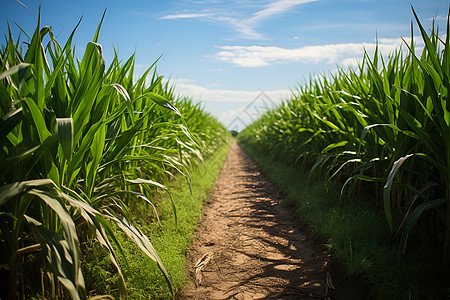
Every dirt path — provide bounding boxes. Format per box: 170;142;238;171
177;141;366;299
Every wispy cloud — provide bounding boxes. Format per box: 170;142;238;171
159;0;318;40
251;0;318;23
159;13;214;20
214;37;416;67
239;0;319;39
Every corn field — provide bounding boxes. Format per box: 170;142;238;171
238;7;450;270
0;9;228;299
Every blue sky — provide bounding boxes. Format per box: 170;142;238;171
1;0;448;130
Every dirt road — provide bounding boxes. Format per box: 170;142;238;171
177;141;366;299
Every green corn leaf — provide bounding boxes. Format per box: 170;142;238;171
86;123;106;197
383;153;416;233
110;83;131;102
93;9;106;43
62;193;127;297
67;121;102;185
0;135;57;177
94;214;129;269
23;97;51;142
108;213;173;295
72;42;105;144
322;140;348;153
0;179;55;207
358;123;391;153
135;56;162;91
105;115;147;161
411;6;442;76
94;190;161;225
24;215;86;300
146;92;181;116
329;158;362;181
340;174;386;202
43;17;81;100
56;118;73;162
25;187;86;299
125;178;167;190
0;62;30;81
0;107;23;142
398;197;447;253
126;178;174;226
93;218;127;299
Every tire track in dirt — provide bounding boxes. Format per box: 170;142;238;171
177;140;366;299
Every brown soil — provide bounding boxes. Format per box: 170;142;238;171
176;141;369;300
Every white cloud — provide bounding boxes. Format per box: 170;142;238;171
251;0;318;23
158;13;214;20
159;0;318;40
237;0;318;39
214;37;414;67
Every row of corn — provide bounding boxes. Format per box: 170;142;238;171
238;8;450;270
0;10;229;299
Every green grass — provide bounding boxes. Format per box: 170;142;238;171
83;138;232;299
240;144;447;299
